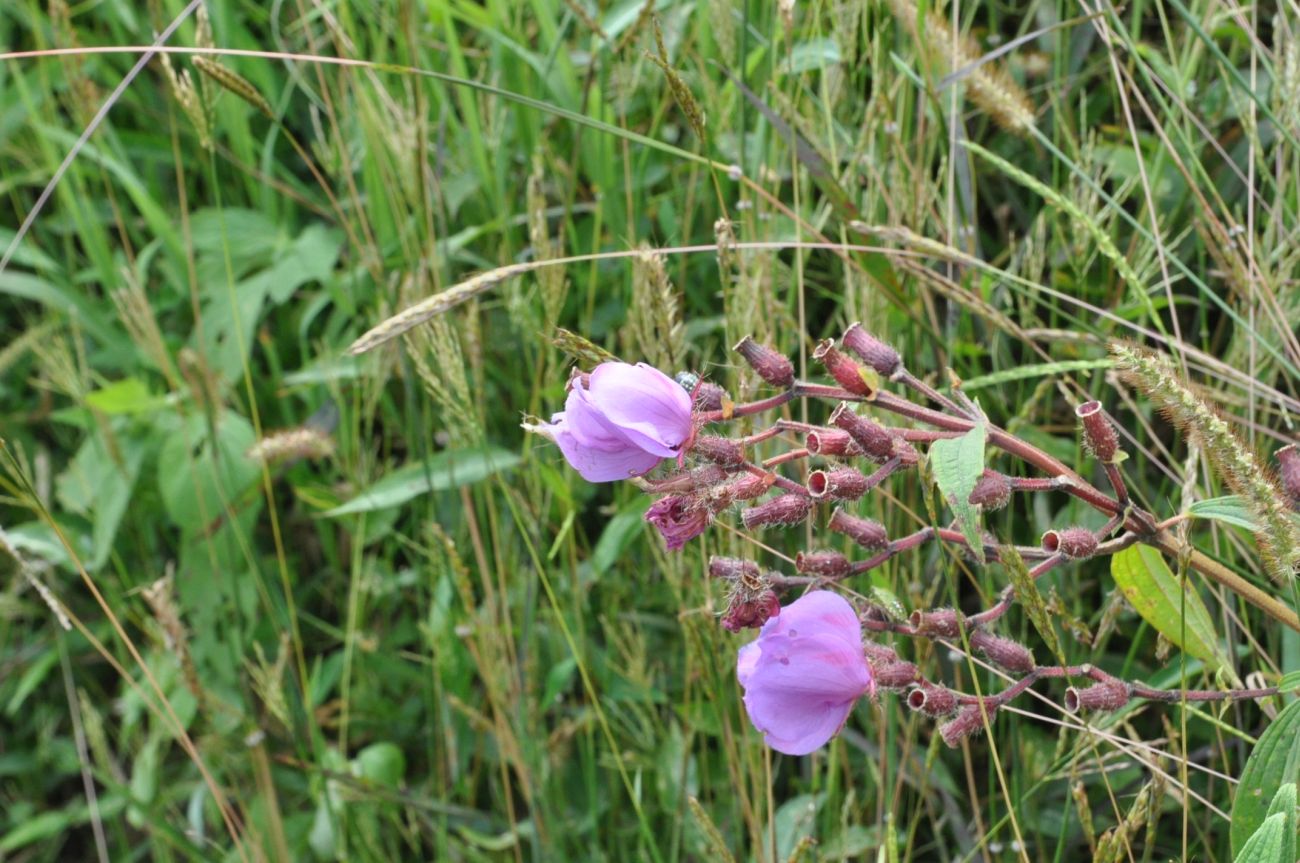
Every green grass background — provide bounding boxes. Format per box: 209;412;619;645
2;0;1299;860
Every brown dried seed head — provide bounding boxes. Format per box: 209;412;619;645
842;322;902;377
741;494;814;530
827;508;889;550
733;336;794;388
721;589;780;631
813;339;875;397
1042;527;1098;559
1064;681;1130;713
1077;401;1121;463
795;550;851;578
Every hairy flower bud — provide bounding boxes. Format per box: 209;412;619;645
795;550;851;578
1077;400;1121;463
693;381;729;412
842;323;902;377
827;508;889;550
907;684;959;717
709;556;761;580
741;494;814;530
733;336;794;388
691;435;745;467
871;660;920;689
830;403;895;462
910;608;963;638
969;630;1035;675
1042;527;1098;559
644;495;714;551
722;589;781;631
1064;681;1130;713
968;470;1013;510
808;467;871;501
813;339;875;396
1277;443;1300;509
939;704;996;748
805;428;864;457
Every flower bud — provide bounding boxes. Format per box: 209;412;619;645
813;339;875;397
805;428;864;457
693;381;729;412
1064;681;1130;713
1076;400;1121;463
910;608;963;638
808;467;871;501
830;403;895;462
871;660;920;689
968;470;1013;510
842;323;902;377
795;550;851;578
939;704;996;748
733;336;794;388
969;630;1035;675
691;435;745;467
827;508;889;550
741;494;814;530
1276;443;1300;508
709;556;760;580
645;495;714;551
721;589;781;631
1041;527;1098;559
907;684;959;717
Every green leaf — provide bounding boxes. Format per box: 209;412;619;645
590;496;654;576
325;447;520;516
927;420;987;563
157;412;260;531
83;378;166;415
1235;813;1287;863
1002;544;1065;664
1110;545;1227;670
354;742;406;788
1264;782;1297;863
957;359;1114;391
1231;699;1300;856
1187;496;1260;531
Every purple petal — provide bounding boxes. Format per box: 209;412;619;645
756;590;862;645
586;363;693;456
737;641;760;688
547;417;664;482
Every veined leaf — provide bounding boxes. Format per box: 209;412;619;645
325;448;520;516
1110;545;1227;670
1187;496;1260;531
928;420;988;563
1232;701;1300;857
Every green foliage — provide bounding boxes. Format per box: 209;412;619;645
1232;706;1300;857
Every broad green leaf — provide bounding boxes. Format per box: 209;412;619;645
83;378;166;415
157;412;260;531
1002;544;1064;664
325;447;520;516
1110;545;1227;670
591;496;654;576
1264;782;1297;863
928;420;988;563
1279;671;1300;693
1235;813;1287;863
1187;496;1259;530
1231;699;1300;855
54;429;147;570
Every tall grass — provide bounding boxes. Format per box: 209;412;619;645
0;0;1296;860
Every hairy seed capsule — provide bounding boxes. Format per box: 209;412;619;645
872;660;920;689
829;403;895;462
709;557;760;580
827;508;889;550
795;550;851;578
910;609;963;638
1077;400;1121;463
842;322;902;377
939;704;996;748
808;467;871;501
813;339;875;396
733;336;794;388
907;684;959;717
1064;681;1130;713
741;494;814;530
805;428;864;457
690;435;744;467
721;589;781;631
1277;443;1300;509
968;470;1013;510
1042;527;1098;559
693;381;729;412
969;630;1035;674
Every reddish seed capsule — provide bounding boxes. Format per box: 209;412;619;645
795;550;851;578
829;402;895;463
910;609;963;638
968;470;1013;510
939;704;996;748
805;428;864;457
842;322;902;377
709;557;761;580
827;507;889;550
741;494;814;530
813;339;875;397
1064;681;1130;713
1077;400;1121;463
808;467;871;501
907;684;959;717
721;589;781;631
871;660;920;689
710;472;774;507
733;336;795;388
969;630;1035;675
690;435;745;467
1276;443;1300;509
1042;527;1098;559
862;641;899;664
692;381;729;412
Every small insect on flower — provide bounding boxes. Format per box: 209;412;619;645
526;362;694;482
736;591;874;755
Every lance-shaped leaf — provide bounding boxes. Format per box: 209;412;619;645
928;420;988;563
1110;545;1228;671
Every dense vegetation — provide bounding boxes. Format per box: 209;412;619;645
3;0;1299;860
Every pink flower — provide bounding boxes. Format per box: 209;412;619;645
645;495;713;550
537;362;693;482
736;591;874;755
